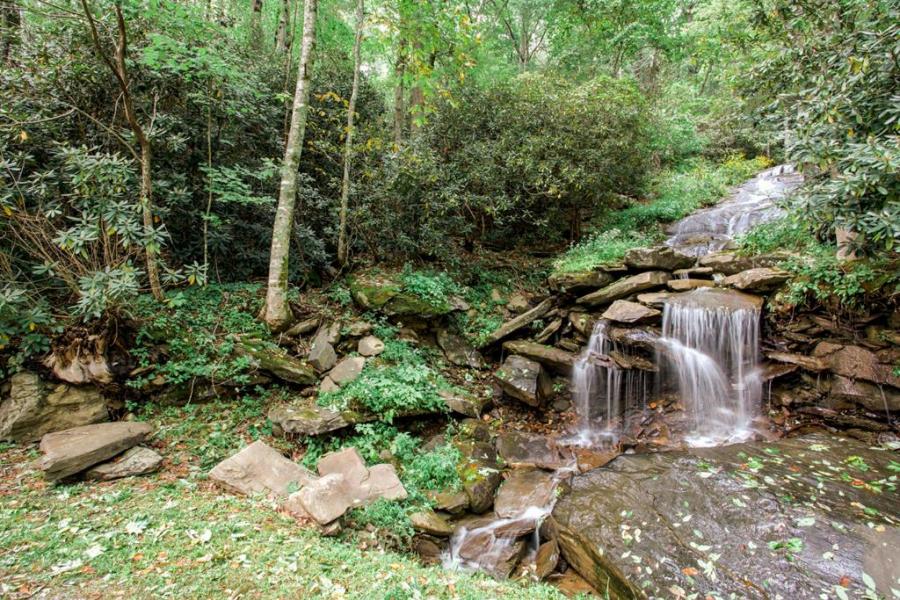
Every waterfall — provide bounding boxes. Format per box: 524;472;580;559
571;321;650;444
658;289;762;446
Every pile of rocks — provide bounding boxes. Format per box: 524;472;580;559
209;442;406;529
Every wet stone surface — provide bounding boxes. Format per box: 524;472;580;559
553;434;900;599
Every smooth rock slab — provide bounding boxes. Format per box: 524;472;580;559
501;340;575;375
85;446;163;481
600;300;661;324
209;440;317;497
496;431;571;470
624;246;694;270
721;266;789;291
494;469;561;519
39;421;152;481
553;434;900;599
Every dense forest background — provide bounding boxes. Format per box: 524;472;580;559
0;0;897;367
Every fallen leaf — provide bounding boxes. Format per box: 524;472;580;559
682;567;698;577
839;576;851;588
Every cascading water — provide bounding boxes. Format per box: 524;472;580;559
571;321;651;444
657;288;763;445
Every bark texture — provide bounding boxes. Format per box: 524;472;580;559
336;0;364;266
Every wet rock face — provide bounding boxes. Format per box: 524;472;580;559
553;435;900;599
0;371;108;442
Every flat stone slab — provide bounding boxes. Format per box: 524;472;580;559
501;340;575;375
722;266;790;291
328;356;365;385
209;440;317;497
494;469;561;519
85;446;163;481
624;246;694;270
496;431;572;470
600;300;661;324
39;421;153;481
576;271;670;307
268;400;363;436
553;434;900;599
667;278;715;291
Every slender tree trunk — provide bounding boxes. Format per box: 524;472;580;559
250;0;263;48
203;80;214;278
275;0;290;53
261;0;317;330
393;40;407;148
81;0;163;300
336;0;363;267
1;0;21;63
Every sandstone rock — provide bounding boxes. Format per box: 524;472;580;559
825;344;900;388
294;473;351;525
463;466;502;513
721;267;789;291
268;400;358;436
551;569;600;596
85;446;163;481
357;335;384;357
478;298;555;348
316;447;406;504
439;389;490;418
698;251;792;275
328;356;365;385
39;421;153;481
534;318;563;344
547;271;613;293
829;375;900;413
635;291;675;308
667;278;715;291
410;511;453;537
317;447;368;483
553;435;900;598
455;531;526;579
576;271;670;307
600;300;661;324
607;326;660;351
427;489;470;514
765;352;828;372
436;329;485;369
507;293;531;313
43;335;113;384
413;535;445;565
534;538;560;580
672;266;714;278
623;246;693;270
307;330;337;372
501;340;575;375
237;339;317;384
567;312;594;337
319;376;339;393
494;355;552;407
494;469;560;519
0;372;107;442
209;440;317;497
346;320;372;337
285;317;319;337
362;463;407;501
496;431;570;470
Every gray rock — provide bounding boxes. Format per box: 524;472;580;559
307;330;337;372
478;298;555;348
410;511;454;537
268;400;357;436
553;434;900;598
357;335;384;357
346;320;372;337
722;267;790;291
209;440;317;497
285;317;319;337
85;446;163;481
828;375;900;413
547;271;614;293
501;340;575;376
576;271;670;307
600;300;661;324
507;293;531;313
667;278;715;291
328;356;366;386
635;291;675;308
496;431;571;470
494;355;552;407
39;421;153;481
0;371;107;442
236;339;317;384
823;344;900;388
623;246;694;270
319;376;339;394
436;329;485;369
439;389;490;418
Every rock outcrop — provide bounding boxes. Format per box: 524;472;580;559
39;422;153;481
494;355;552;407
576;271;670;306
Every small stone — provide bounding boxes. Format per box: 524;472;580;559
440;389;490;418
84;446;162;481
346;320;372;337
428;489;470;514
307;330;337;372
436;329;485;369
507;293;531;313
319;376;339;393
328;357;366;385
357;336;385;357
410;511;454;537
501;341;575;375
534;538;560;579
285;317;319;337
295;473;352;525
464;467;502;514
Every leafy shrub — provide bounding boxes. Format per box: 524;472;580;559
347;499;415;545
398;265;459;313
0;285;56;376
553;229;655;273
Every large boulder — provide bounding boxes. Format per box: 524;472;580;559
820;344;900;389
576;271;670;307
85;446;163;481
436;329;485;369
39;421;153;481
236;339;317;384
624;246;694;270
553;435;900;599
0;371;108;442
494;469;561;519
494;355;552;407
349;275;453;318
600;300;661;324
501;341;575;375
721;267;790;291
209;440;317;497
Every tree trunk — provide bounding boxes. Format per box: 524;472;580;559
250;0;263;48
336;0;363;267
275;0;290;53
393;40;407;148
1;0;21;63
261;0;317;330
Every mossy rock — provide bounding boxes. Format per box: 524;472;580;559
349;276;401;310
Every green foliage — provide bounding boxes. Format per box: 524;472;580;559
553;229;655;274
347;499;415;544
127;284;267;389
748;0;900;253
736;217;817;256
0;286;56;376
398;265;459;313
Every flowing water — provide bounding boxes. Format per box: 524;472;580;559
658;288;763;446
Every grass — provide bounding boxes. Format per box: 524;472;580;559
553;155;772;274
0;403;566;600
